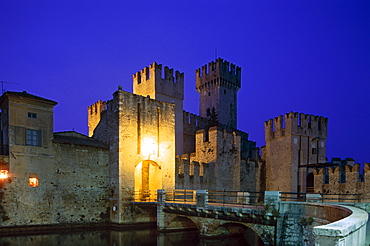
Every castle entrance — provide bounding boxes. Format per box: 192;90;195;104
135;160;161;200
306;172;314;193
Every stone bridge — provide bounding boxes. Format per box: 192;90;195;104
151;190;368;246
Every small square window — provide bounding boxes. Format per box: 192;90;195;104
28;177;39;187
28;113;37;119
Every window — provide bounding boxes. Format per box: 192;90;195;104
312;148;317;154
28;177;39;187
28;113;37;119
26;129;40;146
206;108;211;116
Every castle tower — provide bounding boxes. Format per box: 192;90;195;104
88;100;106;137
194;126;241;191
264;112;328;193
133;62;184;155
92;87;176;224
196;58;241;129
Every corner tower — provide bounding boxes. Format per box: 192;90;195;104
133;62;184;155
196;58;241;128
264;112;328;193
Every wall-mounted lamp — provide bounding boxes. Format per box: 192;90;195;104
0;170;8;179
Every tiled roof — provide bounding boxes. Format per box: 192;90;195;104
53;132;109;149
1;91;58;105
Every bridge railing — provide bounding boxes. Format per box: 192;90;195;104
132;190;158;202
208;190;264;207
164;189;196;204
320;193;362;203
279;192;362;203
280;192;307;202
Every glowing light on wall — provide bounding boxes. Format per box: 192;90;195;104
0;170;8;179
28;177;39;187
141;137;157;159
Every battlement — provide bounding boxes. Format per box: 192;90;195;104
265;112;328;141
314;160;370;201
87;100;107;137
88;100;107;115
133;62;184;100
195;58;241;92
196;126;239;142
183;111;209;132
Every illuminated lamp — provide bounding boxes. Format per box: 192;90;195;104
0;170;8;179
28;177;39;187
141;137;157;158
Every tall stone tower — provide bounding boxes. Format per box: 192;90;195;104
133;62;184;155
264;112;328;193
91;87;176;224
196;58;241;129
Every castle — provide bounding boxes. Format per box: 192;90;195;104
0;58;367;228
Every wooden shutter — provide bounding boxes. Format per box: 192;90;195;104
37;130;42;147
14;126;25;145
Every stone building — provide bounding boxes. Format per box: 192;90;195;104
0;91;110;227
0;58;367;229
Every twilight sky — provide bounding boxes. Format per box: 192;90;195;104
1;0;369;164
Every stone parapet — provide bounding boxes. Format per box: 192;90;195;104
313;205;368;246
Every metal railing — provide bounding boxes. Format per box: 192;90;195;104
208;190;264;207
280;192;307;202
164;189;196;204
320;193;362;203
280;191;362;203
133;190;158;202
132;189;363;204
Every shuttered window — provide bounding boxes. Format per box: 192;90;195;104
26;129;42;146
26;129;37;146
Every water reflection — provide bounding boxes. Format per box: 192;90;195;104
0;229;264;246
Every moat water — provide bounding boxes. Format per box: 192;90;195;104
2;216;369;246
0;228;264;246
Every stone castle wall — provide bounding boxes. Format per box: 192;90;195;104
314;163;370;201
176;126;260;191
264;112;328;192
0;140;110;227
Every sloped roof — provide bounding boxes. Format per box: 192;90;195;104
53;131;109;149
1;91;58;105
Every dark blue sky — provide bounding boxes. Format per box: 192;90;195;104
1;0;369;164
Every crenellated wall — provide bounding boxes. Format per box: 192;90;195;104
133;62;184;155
182;111;209;155
196;58;241;128
195;58;241;91
264;111;328;141
264;112;328;193
176;126;244;191
182;110;254;160
314;162;370;201
133;62;184;101
88;100;107;137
